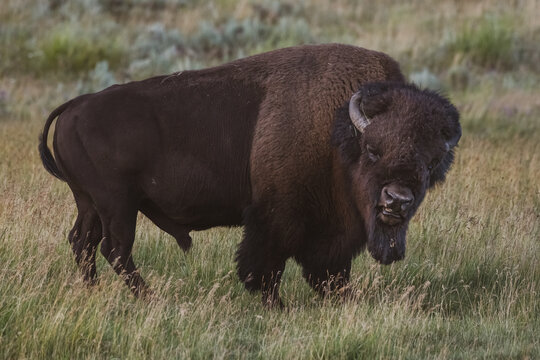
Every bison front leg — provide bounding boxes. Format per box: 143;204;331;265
236;206;288;308
237;242;286;308
259;265;285;309
297;254;352;298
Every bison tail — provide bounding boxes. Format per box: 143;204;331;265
38;100;72;181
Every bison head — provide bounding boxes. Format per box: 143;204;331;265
333;82;461;264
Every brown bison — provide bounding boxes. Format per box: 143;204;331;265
39;44;461;307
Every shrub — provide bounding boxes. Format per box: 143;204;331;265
124;14;316;77
190;18;267;59
128;23;190;78
98;0;192;15
32;23;126;75
132;23;185;58
189;17;315;60
0;25;33;75
262;17;314;49
76;61;118;94
447;15;515;70
0;89;9;119
409;68;444;91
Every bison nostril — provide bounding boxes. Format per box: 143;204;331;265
381;186;414;213
383;188;394;205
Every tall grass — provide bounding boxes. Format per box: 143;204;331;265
448;15;516;70
0;0;539;358
34;23;126;74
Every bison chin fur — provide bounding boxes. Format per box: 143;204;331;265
367;215;408;265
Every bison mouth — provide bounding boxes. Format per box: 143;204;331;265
375;184;414;226
377;206;404;226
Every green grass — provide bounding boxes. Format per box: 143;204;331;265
0;24;32;76
448;15;516;70
33;23;126;75
1;0;539;359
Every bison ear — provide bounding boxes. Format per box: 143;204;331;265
444;125;461;152
443;102;462;151
430;126;462;188
430;103;462;188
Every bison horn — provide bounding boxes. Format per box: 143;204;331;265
349;92;371;133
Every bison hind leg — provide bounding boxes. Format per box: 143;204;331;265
95;193;151;298
69;189;103;284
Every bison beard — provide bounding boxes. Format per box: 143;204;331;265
368;219;408;265
39;44;461;308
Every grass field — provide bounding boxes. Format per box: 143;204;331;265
1;0;539;359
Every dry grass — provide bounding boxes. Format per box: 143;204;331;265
1;0;539;359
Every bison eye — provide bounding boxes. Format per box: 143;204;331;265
366;144;380;162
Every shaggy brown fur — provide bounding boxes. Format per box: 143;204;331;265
39;44;460;307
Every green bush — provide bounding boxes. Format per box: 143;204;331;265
75;61;118;94
33;24;126;75
0;25;33;75
189;17;315;61
0;89;9;119
448;16;515;70
127;23;188;78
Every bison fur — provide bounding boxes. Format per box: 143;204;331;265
39;44;461;307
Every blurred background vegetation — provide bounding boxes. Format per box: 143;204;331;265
1;1;539;83
0;1;538;359
1;0;539;128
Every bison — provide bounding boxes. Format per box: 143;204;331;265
39;44;461;307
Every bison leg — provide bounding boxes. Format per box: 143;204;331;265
297;255;352;298
236;206;287;308
96;197;149;298
140;202;192;251
68;190;102;284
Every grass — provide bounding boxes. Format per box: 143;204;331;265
1;0;539;359
34;23;126;75
447;15;516;70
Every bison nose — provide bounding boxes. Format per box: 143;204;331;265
381;185;414;212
